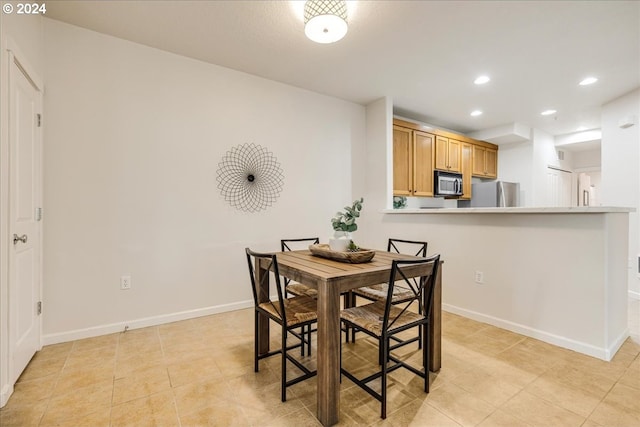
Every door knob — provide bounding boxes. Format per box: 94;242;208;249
13;234;27;245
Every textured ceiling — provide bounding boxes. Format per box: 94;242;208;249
45;1;640;141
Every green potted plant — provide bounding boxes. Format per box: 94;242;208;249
329;197;363;251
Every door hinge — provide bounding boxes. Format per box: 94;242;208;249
37;301;42;315
36;113;41;127
35;207;42;221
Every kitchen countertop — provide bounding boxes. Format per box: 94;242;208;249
383;206;635;214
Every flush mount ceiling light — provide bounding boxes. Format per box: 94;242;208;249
474;75;490;85
579;77;598;86
304;0;348;44
541;109;557;116
470;110;483;117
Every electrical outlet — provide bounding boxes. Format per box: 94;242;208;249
120;275;131;290
474;271;484;284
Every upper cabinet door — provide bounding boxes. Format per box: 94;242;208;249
472;145;498;178
434;136;449;171
435;136;461;172
485;148;498;178
393;125;413;196
472;145;486;176
448;139;461;172
413;131;435;196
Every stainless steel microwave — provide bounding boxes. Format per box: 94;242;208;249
434;170;463;197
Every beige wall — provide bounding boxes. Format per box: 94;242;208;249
42;18;366;342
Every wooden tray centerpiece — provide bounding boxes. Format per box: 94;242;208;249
309;244;375;264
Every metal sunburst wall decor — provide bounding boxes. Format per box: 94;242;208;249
216;143;284;212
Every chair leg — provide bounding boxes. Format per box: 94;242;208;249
282;326;287;402
254;311;259;372
424;323;430;393
300;326;305;357
339;324;343;384
418;301;423;349
342;292;352;343
307;324;312;356
381;335;388;419
350;293;357;342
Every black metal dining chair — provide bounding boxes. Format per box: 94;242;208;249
281;237;320;356
349;238;428;348
281;237;320;299
245;248;318;402
340;254;440;419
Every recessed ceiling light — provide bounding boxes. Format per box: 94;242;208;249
474;75;490;85
579;77;598;86
541;109;557;116
470;110;483;117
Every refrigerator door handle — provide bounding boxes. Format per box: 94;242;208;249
498;182;506;207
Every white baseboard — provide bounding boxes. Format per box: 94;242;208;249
443;303;623;361
39;296;637;355
42;300;254;346
0;383;13;408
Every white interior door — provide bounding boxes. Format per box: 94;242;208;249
8;54;42;384
546;167;572;207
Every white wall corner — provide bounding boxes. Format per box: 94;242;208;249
605;327;631;361
364;96;393;211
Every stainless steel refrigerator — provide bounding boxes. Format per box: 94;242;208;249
470;181;520;207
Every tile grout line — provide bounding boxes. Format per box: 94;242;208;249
36;342;74;427
109;330;124;427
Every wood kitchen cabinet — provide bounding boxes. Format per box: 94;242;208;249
435;136;461;172
392;117;498;198
460;143;472;199
472;145;498;178
393;125;434;197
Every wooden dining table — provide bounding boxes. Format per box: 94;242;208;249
256;249;442;427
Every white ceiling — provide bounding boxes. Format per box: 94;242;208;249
45;1;640;142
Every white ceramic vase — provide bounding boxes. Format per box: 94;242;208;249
328;231;351;252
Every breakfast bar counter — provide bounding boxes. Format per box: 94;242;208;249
363;206;634;361
383;206;634;214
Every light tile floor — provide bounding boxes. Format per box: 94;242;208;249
1;299;639;426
